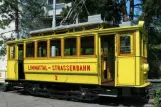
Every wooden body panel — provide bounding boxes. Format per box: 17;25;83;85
116;57;136;85
23;58;100;85
7;60;18;80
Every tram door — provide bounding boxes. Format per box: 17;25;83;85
116;33;135;85
7;44;18;80
18;44;25;79
101;35;115;82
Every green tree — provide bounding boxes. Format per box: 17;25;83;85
0;0;47;56
60;0;122;25
138;0;161;78
0;0;47;37
0;0;18;29
20;0;47;37
0;0;18;56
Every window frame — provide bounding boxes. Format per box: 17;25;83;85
8;44;16;60
49;38;61;58
118;32;135;56
63;36;77;57
37;40;48;58
25;41;36;59
80;34;96;57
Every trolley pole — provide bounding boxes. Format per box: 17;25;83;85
52;0;56;28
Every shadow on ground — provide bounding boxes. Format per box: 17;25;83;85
97;96;151;107
8;89;153;107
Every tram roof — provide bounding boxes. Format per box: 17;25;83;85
6;21;145;44
29;20;116;34
30;14;115;35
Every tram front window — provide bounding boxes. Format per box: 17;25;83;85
120;36;131;54
9;45;15;59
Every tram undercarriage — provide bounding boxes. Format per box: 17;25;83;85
5;80;149;102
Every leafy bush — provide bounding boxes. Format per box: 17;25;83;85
154;88;161;106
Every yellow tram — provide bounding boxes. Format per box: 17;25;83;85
5;18;150;100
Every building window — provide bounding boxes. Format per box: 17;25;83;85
50;39;61;57
81;36;94;55
26;42;35;57
120;36;132;54
9;45;15;59
64;38;76;56
38;41;47;57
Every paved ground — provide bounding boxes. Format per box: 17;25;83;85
0;91;154;107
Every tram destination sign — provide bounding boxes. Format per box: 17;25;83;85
25;64;97;72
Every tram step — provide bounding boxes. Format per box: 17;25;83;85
98;94;117;97
98;89;118;97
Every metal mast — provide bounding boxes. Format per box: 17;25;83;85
15;0;19;39
52;0;56;28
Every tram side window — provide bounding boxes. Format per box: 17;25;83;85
81;36;94;55
120;36;131;54
38;41;47;57
26;42;35;57
64;38;76;56
9;45;15;59
50;39;61;56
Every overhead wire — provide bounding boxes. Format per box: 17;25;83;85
82;0;89;16
60;0;81;25
60;0;89;25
